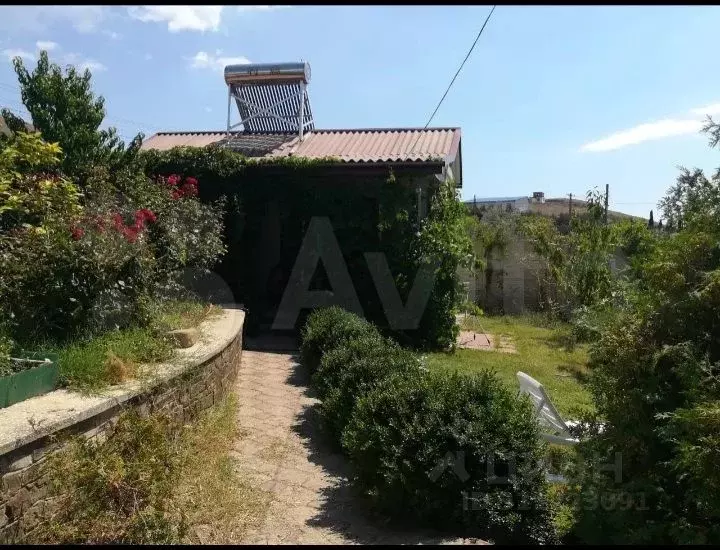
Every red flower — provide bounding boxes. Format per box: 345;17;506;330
184;176;198;187
180;182;198;197
138;208;157;224
133;211;146;230
70;226;85;241
113;213;124;230
122;226;139;243
171;189;182;200
166;174;181;187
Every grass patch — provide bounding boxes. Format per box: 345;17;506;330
49;300;217;393
57;328;174;393
172;392;271;544
426;314;594;417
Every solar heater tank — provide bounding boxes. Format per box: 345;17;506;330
224;62;311;85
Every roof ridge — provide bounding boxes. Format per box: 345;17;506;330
311;127;459;133
154;128;460;136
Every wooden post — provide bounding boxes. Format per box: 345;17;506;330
604;184;609;224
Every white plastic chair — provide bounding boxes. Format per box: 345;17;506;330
516;371;579;446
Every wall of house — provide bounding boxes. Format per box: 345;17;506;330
0;308;245;543
461;235;545;314
462;234;630;314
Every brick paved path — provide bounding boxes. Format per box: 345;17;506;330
232;350;489;545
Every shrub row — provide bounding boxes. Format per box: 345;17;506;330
300;307;557;544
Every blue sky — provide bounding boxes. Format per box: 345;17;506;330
2;6;720;219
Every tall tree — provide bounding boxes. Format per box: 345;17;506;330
2;50;143;180
648;209;654;228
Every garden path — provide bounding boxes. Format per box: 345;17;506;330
231;347;489;545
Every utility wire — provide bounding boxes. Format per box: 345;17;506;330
409;5;496;156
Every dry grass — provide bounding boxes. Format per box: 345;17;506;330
104;350;136;385
153;301;221;333
173;392;271;544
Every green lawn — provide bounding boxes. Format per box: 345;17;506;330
426;314;594;417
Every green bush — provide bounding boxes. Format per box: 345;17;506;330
568;163;720;543
299;306;380;374
312;329;391;401
342;369;556;544
0;144;226;346
315;335;423;442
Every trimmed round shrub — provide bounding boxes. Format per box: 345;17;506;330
316;336;423;442
312;329;392;401
342;369;557;544
299;306;380;373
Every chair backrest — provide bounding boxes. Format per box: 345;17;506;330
516;371;569;435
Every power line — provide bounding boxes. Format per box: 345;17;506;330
409;5;497;156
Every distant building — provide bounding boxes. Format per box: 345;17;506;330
464;195;531;213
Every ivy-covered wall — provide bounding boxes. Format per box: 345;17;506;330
138;146;472;350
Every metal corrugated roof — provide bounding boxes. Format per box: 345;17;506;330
139;131;230;151
140;128;461;164
268;128;458;163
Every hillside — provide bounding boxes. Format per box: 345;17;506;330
530;197;644;222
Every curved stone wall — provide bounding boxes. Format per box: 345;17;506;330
0;307;245;542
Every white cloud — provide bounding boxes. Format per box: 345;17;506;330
59;52;106;72
0;7;110;35
579;100;720;153
2;48;36;62
35;40;58;51
144;53;153;61
4;43;106;73
128;6;224;32
188;50;250;71
580;119;703;152
103;30;121;40
205;106;213;113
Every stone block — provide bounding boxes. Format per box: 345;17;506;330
5;487;30;522
1;470;23;494
21;460;46;486
31;441;60;464
5;455;32;473
21;500;45;530
0;520;21;544
166;328;200;349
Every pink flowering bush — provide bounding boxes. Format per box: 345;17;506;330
0;150;225;342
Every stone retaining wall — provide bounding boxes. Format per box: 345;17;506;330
0;308;245;542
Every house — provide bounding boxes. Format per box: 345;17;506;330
140;62;463;331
